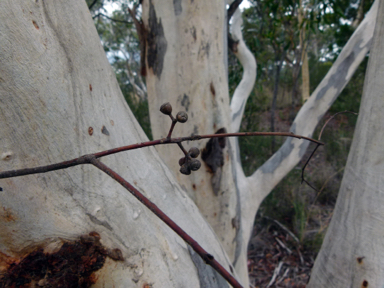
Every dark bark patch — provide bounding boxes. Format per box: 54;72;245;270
315;37;367;103
202;128;227;196
0;232;123;288
173;0;182;16
180;94;190;111
198;40;210;59
202;128;226;173
101;125;110;136
231;101;245;122
357;256;365;264
190;26;197;42
89;84;92;91
1;207;16;222
32;20;39;29
210;82;216;97
147;0;167;79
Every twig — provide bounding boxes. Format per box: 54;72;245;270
276;268;290;285
264;216;300;244
88;156;243;288
318;110;358;141
92;13;133;24
300;143;320;190
301;110;357;190
297;247;304;266
227;0;243;21
275;237;292;255
88;0;98;10
0;132;322;179
267;261;284;287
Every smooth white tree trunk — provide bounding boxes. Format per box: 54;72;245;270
308;1;384;286
0;1;238;287
143;0;240;269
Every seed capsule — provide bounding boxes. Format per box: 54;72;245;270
176;111;188;123
180;163;191;175
189;147;200;158
190;159;201;171
160;102;173;115
179;157;186;166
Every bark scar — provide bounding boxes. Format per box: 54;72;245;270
202;128;227;195
146;0;168;79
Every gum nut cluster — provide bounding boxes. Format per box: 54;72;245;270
179;147;201;175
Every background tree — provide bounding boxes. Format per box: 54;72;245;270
308;1;384;286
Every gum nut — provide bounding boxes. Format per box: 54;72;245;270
180;163;191;175
176;111;188;123
190;159;201;171
179;157;186;166
160;102;172;115
189;147;200;158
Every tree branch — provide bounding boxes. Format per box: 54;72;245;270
88;0;98;10
301;110;358;189
229;8;257;133
92;13;133;24
227;0;243;22
247;0;378;203
0;131;322;179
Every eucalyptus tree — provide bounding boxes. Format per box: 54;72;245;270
0;0;379;287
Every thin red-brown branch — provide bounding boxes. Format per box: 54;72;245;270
301;110;358;189
95;131;323;159
166;115;177;139
0;155;90;179
301;143;320;190
318;110;358;140
0;131;323;179
88;156;243;288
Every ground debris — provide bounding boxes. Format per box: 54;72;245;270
247;224;314;288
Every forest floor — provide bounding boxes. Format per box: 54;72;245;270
247;209;333;288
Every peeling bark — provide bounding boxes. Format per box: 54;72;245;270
146;0;167;78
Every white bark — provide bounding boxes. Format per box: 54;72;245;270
230;8;257;133
0;1;238;287
143;0;240;271
308;0;384;286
